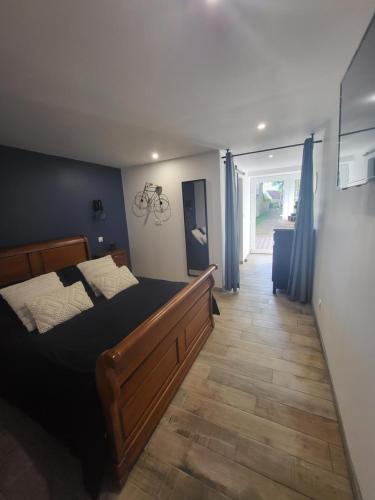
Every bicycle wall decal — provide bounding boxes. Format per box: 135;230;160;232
132;182;171;223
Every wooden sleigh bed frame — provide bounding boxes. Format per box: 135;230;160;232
0;236;217;485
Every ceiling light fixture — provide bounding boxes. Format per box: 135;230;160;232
257;122;266;130
151;152;159;160
268;154;274;158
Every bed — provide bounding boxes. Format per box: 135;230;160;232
0;236;217;488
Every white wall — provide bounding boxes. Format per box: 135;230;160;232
237;175;250;263
122;151;223;287
219;155;226;286
313;107;375;500
237;176;244;263
242;174;251;261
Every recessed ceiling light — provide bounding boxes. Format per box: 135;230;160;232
151;152;159;160
268;154;274;158
206;0;218;5
370;94;375;102
257;122;266;130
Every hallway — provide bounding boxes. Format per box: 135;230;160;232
119;255;353;500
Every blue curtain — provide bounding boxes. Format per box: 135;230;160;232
224;150;240;292
288;138;314;303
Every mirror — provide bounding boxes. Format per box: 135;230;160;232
182;179;209;276
338;13;375;189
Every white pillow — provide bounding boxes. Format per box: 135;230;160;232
77;256;117;296
0;273;63;332
27;281;94;334
92;266;139;300
192;228;207;245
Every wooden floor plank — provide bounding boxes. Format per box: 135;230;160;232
216;315;318;338
214;322;322;352
116;483;154;500
329;444;350;477
210;345;329;383
181;371;257;414
197;350;273;383
235;433;353;500
122;454;173;499
177;391;333;471
147;426;309;500
254;397;341;445
162;404;352;500
207;365;336;421
207;333;326;369
273;370;333;401
160;468;232;500
252;318;318;336
216;316;318;342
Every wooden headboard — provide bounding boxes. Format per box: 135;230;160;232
0;236;90;287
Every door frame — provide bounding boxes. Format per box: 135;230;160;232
249;171;300;254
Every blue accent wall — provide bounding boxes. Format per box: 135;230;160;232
0;145;129;255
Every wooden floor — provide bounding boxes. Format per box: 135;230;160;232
112;255;353;500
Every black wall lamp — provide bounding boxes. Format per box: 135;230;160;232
93;199;107;220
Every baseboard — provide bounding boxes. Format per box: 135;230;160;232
312;306;363;500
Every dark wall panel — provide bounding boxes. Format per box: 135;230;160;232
0;146;129;255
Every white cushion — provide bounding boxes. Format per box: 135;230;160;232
92;266;139;300
77;256;117;296
27;281;94;334
192;228;207;245
0;273;63;332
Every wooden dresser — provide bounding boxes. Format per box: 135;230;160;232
272;229;294;294
93;249;129;268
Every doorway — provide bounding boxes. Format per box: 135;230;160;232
250;173;300;254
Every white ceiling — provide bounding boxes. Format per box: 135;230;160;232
234;146;304;174
0;0;374;167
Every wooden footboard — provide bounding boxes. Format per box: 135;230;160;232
96;265;217;485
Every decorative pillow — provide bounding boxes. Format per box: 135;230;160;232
0;273;63;332
192;228;207;245
92;266;139;300
77;256;117;296
27;281;94;334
